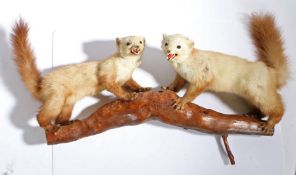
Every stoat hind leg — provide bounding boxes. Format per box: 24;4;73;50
37;93;65;131
262;92;284;132
55;99;74;125
245;87;284;133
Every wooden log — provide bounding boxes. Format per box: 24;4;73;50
46;90;272;145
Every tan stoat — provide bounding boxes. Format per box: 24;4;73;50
161;13;289;132
11;19;150;131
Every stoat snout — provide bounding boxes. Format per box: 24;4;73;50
167;53;178;60
130;46;141;55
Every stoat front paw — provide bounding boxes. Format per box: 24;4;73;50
126;92;139;100
172;98;187;110
120;92;138;101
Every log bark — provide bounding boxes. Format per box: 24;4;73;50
46;90;273;145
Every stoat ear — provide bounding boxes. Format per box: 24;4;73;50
142;37;146;46
162;33;168;40
116;37;121;47
186;37;194;48
190;40;195;47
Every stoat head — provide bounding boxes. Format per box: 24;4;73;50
116;36;145;58
161;34;194;62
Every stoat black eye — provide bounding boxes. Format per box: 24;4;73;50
165;43;168;46
177;45;181;49
126;42;131;46
139;41;143;44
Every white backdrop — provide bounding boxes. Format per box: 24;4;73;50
0;0;295;175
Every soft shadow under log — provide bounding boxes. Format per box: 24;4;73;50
45;90;273;164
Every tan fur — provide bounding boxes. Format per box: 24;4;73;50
11;19;42;100
12;19;147;130
162;14;289;132
249;13;289;88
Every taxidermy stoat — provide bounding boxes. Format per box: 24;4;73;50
161;14;289;132
12;19;150;131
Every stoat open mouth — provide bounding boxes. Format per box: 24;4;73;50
167;53;177;60
131;48;141;55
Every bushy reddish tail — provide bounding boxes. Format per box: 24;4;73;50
249;13;289;88
11;19;42;100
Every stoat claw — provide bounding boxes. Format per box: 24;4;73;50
136;87;152;92
161;85;177;92
45;124;60;133
172;98;186;111
259;122;275;134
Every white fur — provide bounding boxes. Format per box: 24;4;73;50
115;56;141;84
161;33;283;125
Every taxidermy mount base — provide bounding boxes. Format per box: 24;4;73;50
45;90;273;165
